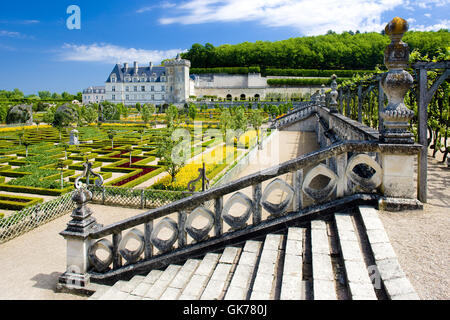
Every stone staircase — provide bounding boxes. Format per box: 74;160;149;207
89;206;419;300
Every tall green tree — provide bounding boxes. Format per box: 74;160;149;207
156;128;187;183
165;104;179;128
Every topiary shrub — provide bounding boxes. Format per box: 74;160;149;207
6;104;33;124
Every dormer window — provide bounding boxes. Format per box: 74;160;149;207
111;74;117;83
125;76;131;82
133;77;138;82
161;76;166;82
141;77;146;82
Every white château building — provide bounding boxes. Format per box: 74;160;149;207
82;86;106;104
83;54;326;105
82;54;191;106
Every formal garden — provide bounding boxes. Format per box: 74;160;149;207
0;99;279;240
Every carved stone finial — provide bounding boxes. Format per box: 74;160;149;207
329;74;338;113
380;17;414;144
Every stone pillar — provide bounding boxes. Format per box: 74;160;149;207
57;188;98;291
380;153;416;199
379;17;416;200
329;74;338;113
379;17;414;144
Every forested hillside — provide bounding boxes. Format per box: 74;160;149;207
181;30;449;70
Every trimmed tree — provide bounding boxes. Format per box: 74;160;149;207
248;109;264;149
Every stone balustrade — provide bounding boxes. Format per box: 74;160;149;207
58;17;426;290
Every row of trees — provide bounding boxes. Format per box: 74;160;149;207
182;30;449;70
157;105;267;184
0;89;81;101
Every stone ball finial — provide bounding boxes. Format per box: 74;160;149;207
384;17;410;70
385;17;409;36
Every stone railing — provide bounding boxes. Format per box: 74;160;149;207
58;17;427;290
58;138;420;287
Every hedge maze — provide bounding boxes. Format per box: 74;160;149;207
0;124;260;218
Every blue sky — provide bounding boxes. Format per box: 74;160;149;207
0;0;448;95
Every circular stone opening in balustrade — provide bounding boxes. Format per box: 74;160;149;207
190;215;210;230
309;175;331;190
96;247;111;262
123;238;141;251
156;227;175;241
352;163;376;179
227;202;249;217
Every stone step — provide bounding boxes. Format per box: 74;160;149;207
334;213;377;300
179;253;221;300
160;259;201;300
98;286;129;300
250;234;284;300
310;220;337;300
144;264;182;300
90;206;419;301
88;284;112;300
224;240;262;300
358;206;419;300
129;269;163;297
280;227;305;300
112;275;146;294
200;247;241;300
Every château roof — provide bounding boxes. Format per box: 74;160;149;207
106;64;167;83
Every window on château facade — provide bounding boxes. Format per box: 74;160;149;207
151;94;154;100
126;86;129;92
162;86;165;91
112;86;115;92
126;95;129;100
151;86;154;91
141;86;145;92
134;86;137;92
112;95;115;100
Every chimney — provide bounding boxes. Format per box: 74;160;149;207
124;62;129;71
134;61;138;74
149;62;153;70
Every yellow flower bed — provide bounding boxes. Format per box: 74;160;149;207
0;125;51;133
155;162;215;191
154;144;239;190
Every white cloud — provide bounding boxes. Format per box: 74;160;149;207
0;30;25;38
0;19;40;25
424;13;432;17
59;43;185;64
153;0;450;35
157;0;407;35
410;19;450;31
137;1;176;13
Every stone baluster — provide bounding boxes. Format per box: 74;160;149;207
329;74;338;113
252;184;262;225
320;84;326;107
379;17;416;200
